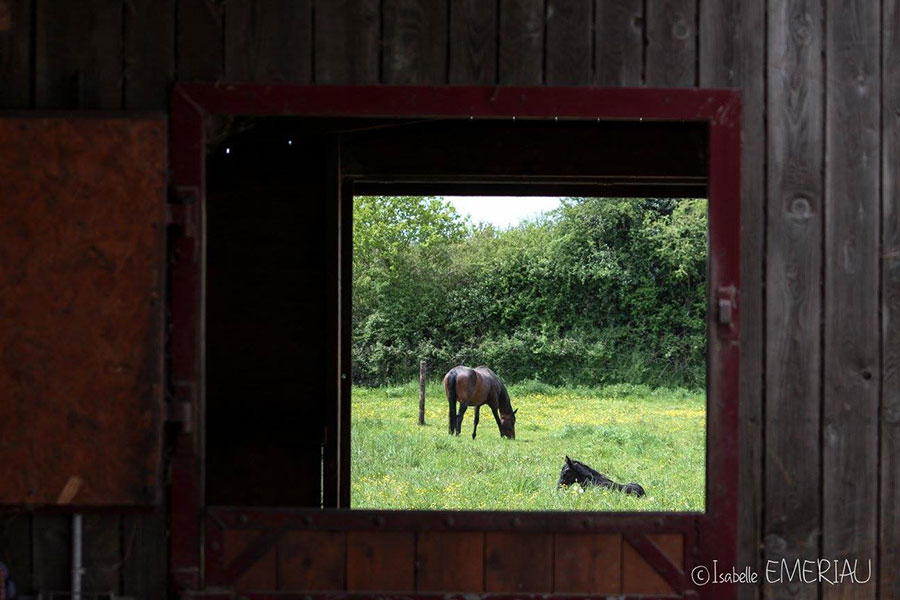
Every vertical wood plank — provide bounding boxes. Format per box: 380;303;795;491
552;533;621;595
882;2;900;597
484;533;552;593
699;0;739;88
823;2;880;599
765;1;824;599
178;0;225;82
699;2;766;600
314;0;380;84
544;0;591;85
35;0;122;108
82;515;121;593
449;0;497;84
416;531;483;592
498;0;544;84
124;0;175;109
0;0;31;107
278;531;345;591
645;0;696;86
594;0;642;86
0;512;32;594
31;515;70;594
382;0;448;84
225;0;312;83
122;511;168;600
346;531;415;591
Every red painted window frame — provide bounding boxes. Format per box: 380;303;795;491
169;84;740;598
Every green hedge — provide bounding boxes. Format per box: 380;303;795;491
352;196;707;389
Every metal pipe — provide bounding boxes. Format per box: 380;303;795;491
71;514;82;600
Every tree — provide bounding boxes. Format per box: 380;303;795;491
352;196;708;388
352;196;467;381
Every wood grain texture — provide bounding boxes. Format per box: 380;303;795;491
764;1;824;599
552;533;621;594
35;0;122;108
645;0;696;86
31;514;69;593
449;0;497;84
699;2;766;599
223;529;277;590
545;0;591;85
823;2;880;599
416;531;484;592
124;0;175;109
225;0;311;83
346;531;415;591
178;0;224;81
882;3;900;597
278;531;345;591
498;0;544;84
0;0;31;107
382;0;448;84
484;533;552;593
0;118;166;507
0;512;32;594
314;0;380;84
621;534;682;595
82;515;121;593
594;0;642;86
122;511;168;600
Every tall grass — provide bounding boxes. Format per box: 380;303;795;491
351;381;705;511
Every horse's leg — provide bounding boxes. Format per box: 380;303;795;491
489;403;503;435
472;405;481;439
456;403;468;435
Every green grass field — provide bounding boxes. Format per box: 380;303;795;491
351;381;706;512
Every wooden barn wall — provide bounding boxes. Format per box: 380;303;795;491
0;1;895;599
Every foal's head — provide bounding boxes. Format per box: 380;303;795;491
557;456;595;487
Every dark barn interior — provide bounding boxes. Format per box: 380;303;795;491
0;2;898;600
205;122;329;507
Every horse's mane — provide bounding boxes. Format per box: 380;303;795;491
478;366;513;414
497;377;513;414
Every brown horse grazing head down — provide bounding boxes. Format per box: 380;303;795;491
498;409;517;438
443;366;517;439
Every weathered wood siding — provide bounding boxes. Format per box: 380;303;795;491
0;1;894;599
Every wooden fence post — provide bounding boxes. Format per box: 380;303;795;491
418;361;426;425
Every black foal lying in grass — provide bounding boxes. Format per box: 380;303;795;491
557;456;646;497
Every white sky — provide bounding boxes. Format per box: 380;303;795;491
444;196;562;229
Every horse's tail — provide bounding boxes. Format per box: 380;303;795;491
445;369;458;434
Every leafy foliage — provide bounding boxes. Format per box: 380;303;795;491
352;196;708;388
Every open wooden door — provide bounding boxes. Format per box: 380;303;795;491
0;116;167;507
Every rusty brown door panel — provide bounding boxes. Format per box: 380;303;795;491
0;116;166;506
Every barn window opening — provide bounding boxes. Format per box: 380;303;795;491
350;194;708;511
201;114;716;513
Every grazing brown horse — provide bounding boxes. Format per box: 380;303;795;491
443;366;517;439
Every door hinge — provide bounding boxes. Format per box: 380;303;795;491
167;186;200;262
716;285;738;339
166;382;195;433
165;400;193;433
